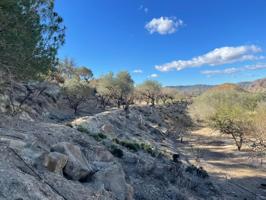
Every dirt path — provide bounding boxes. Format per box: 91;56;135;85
179;127;266;200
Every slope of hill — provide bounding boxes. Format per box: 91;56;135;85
205;83;246;93
245;78;266;92
0;103;222;200
168;77;266;96
167;84;214;96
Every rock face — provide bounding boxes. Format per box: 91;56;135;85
0;104;221;200
51;142;94;181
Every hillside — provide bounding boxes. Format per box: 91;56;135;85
0;83;222;200
168;77;266;96
205;83;246;93
245;78;266;93
0;105;220;199
167;85;214;96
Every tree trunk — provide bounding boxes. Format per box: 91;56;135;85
151;98;155;106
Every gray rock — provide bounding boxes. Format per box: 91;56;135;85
51;142;94;181
43;152;68;174
93;162;132;200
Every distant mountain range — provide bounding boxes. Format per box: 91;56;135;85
167;78;266;96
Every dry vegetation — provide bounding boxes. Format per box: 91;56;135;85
189;85;266;158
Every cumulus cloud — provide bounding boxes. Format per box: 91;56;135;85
133;69;143;74
201;63;266;76
148;73;159;78
145;17;184;35
155;45;263;72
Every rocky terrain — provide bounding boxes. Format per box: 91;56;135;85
0;82;265;200
0;82;223;200
0;110;219;199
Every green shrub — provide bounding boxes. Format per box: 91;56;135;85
190;90;264;122
77;126;90;134
112;138;140;152
110;145;124;158
92;133;107;141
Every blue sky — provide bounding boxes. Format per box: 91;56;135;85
55;0;266;86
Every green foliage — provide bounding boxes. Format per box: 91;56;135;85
113;138;141;152
56;58;93;82
190;90;264;122
113;138;160;156
77;126;107;141
0;0;65;81
93;133;107;141
77;126;90;134
210;105;252;150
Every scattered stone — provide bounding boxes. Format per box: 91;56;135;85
101;124;114;133
51;142;94;181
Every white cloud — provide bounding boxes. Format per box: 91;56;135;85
145;17;184;35
148;73;159;78
133;69;143;74
155;45;263;72
201;63;266;76
139;5;148;14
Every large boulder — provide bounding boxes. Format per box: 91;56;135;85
43;152;68;174
93;162;133;200
51;142;94;181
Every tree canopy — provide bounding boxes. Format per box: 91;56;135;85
0;0;65;81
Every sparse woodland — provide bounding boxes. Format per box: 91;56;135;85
0;1;266;199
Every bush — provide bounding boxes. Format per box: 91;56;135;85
110;145;124;158
77;126;90;134
250;102;266;158
92;133;107;141
185;165;209;179
190;90;264;122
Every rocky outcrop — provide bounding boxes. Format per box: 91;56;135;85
0;115;133;200
0;104;220;200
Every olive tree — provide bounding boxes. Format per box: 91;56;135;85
136;80;162;106
96;71;134;109
96;73;116;108
62;79;94;115
159;88;180;104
